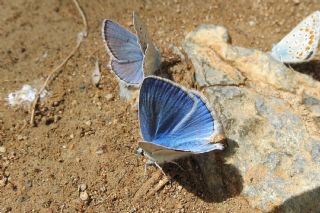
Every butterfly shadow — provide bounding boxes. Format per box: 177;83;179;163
268;186;320;213
155;56;182;78
162;138;243;203
290;60;320;82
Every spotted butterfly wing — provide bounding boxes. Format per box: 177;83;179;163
271;11;320;63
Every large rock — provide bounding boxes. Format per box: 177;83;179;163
183;25;320;212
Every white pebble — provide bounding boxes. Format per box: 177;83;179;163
0;146;6;153
79;191;89;201
105;93;114;101
79;183;87;191
249;20;256;26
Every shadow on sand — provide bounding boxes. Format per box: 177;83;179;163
291;60;320;82
163;139;243;203
269;186;320;213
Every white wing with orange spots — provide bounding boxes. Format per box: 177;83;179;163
271;11;320;63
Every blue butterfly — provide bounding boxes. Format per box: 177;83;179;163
102;12;160;86
137;76;225;169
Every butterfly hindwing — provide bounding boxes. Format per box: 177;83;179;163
110;59;144;85
271;11;320;63
138;142;191;164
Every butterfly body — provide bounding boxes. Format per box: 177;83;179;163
270;11;320;63
138;76;224;165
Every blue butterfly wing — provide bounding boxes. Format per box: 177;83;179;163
139;77;224;154
111;59;144;85
139;76;195;142
102;20;144;62
152;91;223;153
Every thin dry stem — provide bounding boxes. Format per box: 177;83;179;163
133;171;162;202
72;0;88;37
145;175;170;198
30;0;88;126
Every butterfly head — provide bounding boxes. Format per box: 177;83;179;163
136;147;145;156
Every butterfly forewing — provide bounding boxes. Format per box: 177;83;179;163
102;20;143;62
139;77;195;142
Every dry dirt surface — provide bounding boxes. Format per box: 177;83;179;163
1;0;320;212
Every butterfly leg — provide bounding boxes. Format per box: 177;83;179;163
144;159;166;176
153;161;166;176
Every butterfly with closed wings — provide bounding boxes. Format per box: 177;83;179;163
270;11;320;63
102;12;160;86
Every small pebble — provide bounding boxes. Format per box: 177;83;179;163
54;115;60;123
249;20;256;26
130;207;137;213
52;101;59;107
293;0;300;4
95;149;104;155
17;135;26;141
79;191;89;201
85;120;92;126
100;186;106;192
79;84;86;92
0;146;6;153
92;60;101;86
39;208;53;213
0;178;7;187
79;183;87;191
25;180;32;188
71;100;78;106
105;94;114;101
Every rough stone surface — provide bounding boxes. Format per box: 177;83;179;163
183;25;320;212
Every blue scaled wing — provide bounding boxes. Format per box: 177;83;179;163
139;76;224;157
102;20;144;85
139;76;195;142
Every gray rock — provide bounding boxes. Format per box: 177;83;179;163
183;24;320;212
303;94;320;116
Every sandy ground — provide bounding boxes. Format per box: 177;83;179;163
1;0;320;212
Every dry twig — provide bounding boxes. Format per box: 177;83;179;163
133;171;162;202
145;175;171;198
30;0;88;126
